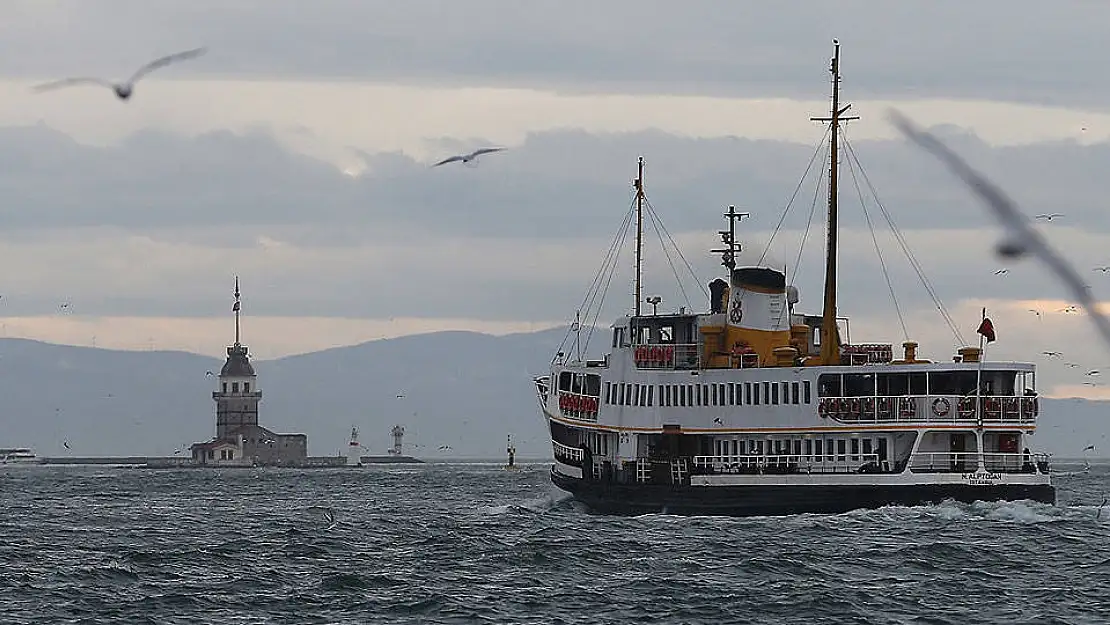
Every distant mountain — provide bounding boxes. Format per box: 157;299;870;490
0;329;1105;458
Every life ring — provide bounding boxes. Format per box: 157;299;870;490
931;397;951;417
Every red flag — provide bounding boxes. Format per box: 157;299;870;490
977;317;995;343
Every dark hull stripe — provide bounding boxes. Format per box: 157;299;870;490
551;470;1056;517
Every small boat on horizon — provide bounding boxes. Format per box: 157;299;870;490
0;448;41;465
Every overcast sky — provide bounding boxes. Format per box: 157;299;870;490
1;1;1110;398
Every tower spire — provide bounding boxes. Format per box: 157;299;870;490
810;39;859;365
233;276;241;345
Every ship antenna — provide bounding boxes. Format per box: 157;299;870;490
810;39;859;365
634;156;645;317
712;205;749;270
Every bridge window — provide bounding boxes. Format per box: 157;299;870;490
729;383;736;405
843;374;874;397
818;374;841;397
647;385;654;406
928;371;978;396
771;383;779;405
745;383;752;405
803;381;811;403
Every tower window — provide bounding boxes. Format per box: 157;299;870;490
222;382;228;393
244;383;250;393
232;382;240;393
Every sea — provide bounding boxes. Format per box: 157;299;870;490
0;461;1107;625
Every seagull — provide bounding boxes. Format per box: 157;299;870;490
432;147;506;167
438;445;451;451
205;370;215;377
33;48;207;100
1028;309;1042;319
62;440;71;450
1088;369;1101;377
1095;267;1110;273
1083;381;1100;386
1034;213;1064;221
994;268;1009;275
1065;362;1080;368
889;111;1110;353
713;417;723;425
1084;444;1096;452
1059;305;1079;314
1042;351;1063;358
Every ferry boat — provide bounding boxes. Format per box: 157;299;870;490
0;448;40;465
534;41;1055;517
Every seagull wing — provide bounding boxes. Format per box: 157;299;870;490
889;110;1110;353
432;155;464;167
470;147;506;158
128;47;207;84
33;77;115;92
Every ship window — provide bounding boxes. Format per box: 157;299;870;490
805;439;813;459
244;383;250;393
763;382;771;404
753;383;760;406
771;383;779;405
791;382;799;404
745;383;752;405
863;438;873;458
837;440;847;462
928;371;978;396
782;382;789;404
605;382;611;404
729;383;736;405
814;439;823;460
232;382;240;393
703;384;710;406
877;438;889;462
843;374;874;397
851;438;860;461
586;374;601;396
559;371;573;392
639;384;646;406
222;382;228;393
696;385;703;406
818;374;841;397
647;385;654;407
794;440;802;456
803;381;812;404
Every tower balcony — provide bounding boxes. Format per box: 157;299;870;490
213;391;264;400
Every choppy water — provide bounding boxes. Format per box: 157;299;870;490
0;462;1108;624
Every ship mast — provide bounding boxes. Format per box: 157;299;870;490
634;156;645;317
810;40;858;365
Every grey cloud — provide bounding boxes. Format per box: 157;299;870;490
2;123;1110;322
1;1;1107;107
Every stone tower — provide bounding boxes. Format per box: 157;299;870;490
213;277;261;439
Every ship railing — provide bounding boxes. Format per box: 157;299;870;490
908;451;1048;474
632;342;700;370
818;394;1039;424
552;440;584;466
691;453;884;476
556;391;599;422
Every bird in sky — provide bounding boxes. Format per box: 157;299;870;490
438;445;451;451
432;147;506;167
1042;351;1063;357
205;370;215;377
1028;309;1042;319
1034;213;1064;221
1065;362;1080;368
1087;369;1100;377
713;417;723;425
993;268;1009;275
891;111;1110;355
33;48;207;100
1095;266;1110;273
1059;305;1079;314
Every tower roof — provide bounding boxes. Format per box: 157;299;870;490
220;343;256;377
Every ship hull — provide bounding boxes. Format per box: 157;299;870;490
551;469;1056;517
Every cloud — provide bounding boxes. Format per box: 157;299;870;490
2;1;1109;108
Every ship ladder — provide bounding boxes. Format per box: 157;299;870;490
670;458;688;485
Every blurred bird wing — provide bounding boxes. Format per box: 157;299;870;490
432;155;464;167
470;147;506;157
33;77;114;92
129;47;207;83
889;110;1110;352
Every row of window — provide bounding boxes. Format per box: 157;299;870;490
713;436;889;463
605;380;813;408
817;371;1028;398
222;381;252;393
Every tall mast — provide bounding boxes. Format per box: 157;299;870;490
810;39;858;365
233;276;241;345
634;156;645;317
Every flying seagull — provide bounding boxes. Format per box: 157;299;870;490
205;370;215;377
33;48;207;100
1088;369;1101;377
1065;362;1080;368
713;417;723;425
1059;305;1079;314
1042;351;1063;357
432;147;506;167
1096;266;1110;273
888;110;1110;354
1028;309;1042;319
993;268;1009;275
1034;213;1064;221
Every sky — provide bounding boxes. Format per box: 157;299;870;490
2;1;1110;398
